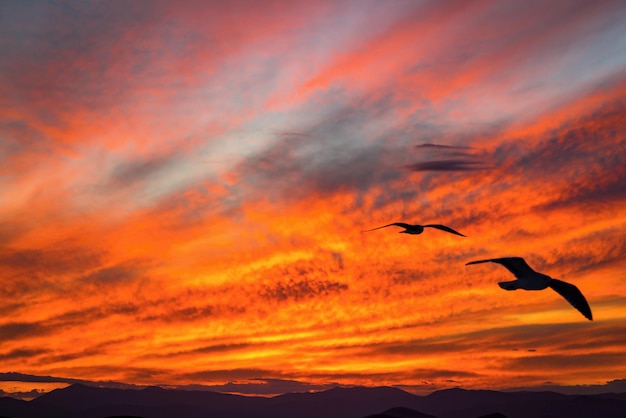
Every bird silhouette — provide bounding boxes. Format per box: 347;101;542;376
466;257;593;321
362;222;466;237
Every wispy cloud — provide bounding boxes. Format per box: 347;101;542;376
0;322;47;343
0;348;49;361
406;143;491;172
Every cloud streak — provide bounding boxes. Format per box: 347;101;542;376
406;144;491;172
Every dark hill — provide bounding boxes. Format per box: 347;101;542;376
1;384;626;418
265;386;425;418
28;383;265;418
0;396;29;417
363;406;437;418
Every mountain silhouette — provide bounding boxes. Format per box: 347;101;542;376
101;416;146;418
0;396;28;417
1;384;625;418
363;406;437;418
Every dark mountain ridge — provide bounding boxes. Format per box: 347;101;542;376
364;405;438;418
1;384;625;418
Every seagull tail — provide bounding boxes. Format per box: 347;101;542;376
498;280;519;291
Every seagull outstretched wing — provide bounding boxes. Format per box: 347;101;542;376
361;223;412;232
465;257;536;279
423;224;466;237
548;278;593;321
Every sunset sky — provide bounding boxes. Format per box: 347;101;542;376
1;0;626;398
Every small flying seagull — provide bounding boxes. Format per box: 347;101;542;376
362;222;466;237
465;257;593;321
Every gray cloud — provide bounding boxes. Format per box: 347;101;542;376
276;131;310;138
144;176;247;234
405;143;491;172
405;159;488;172
0;119;55;171
108;154;182;189
415;144;473;150
236;133;392;201
230;109;498;225
231;95;417;209
0;1;166;113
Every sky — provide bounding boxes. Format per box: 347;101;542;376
1;0;626;399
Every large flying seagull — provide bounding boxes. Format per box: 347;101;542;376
466;257;593;321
